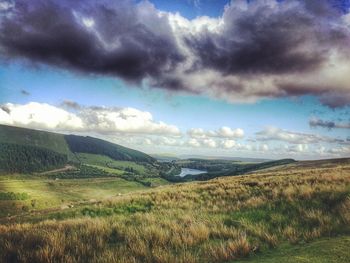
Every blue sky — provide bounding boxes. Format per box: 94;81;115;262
150;0;230;18
0;0;349;159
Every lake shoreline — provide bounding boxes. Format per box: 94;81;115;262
177;168;207;177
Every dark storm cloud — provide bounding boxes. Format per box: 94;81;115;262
309;118;350;130
188;0;350;76
309;119;336;129
275;83;350;108
0;0;184;82
0;0;350;107
186;5;325;75
319;93;350;109
183;0;350;107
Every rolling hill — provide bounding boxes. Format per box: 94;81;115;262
0;124;72;156
0;124;155;173
65;135;154;163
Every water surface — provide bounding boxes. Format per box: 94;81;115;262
177;168;207;177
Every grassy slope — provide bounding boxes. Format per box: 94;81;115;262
0;158;349;262
76;153;162;182
0;124;76;160
0;125;156;171
65;134;155;163
77;153;147;174
238;236;350;263
0;175;147;218
250;157;350;174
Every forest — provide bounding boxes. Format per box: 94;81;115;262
0;143;67;173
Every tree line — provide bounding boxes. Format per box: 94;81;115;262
0;143;67;173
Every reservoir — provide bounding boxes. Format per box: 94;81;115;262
177;168;207;177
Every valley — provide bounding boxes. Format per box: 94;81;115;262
0;124;349;262
0;157;349;262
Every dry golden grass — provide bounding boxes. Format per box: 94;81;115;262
0;160;350;262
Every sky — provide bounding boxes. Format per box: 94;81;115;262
0;0;350;160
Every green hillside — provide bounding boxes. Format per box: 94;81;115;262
65;135;155;163
0;125;71;156
0;125;156;174
0;143;67;173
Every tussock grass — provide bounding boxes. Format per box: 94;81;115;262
0;162;350;262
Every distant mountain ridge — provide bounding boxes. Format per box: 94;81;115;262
0;124;155;173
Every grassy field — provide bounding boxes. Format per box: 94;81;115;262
237;236;350;263
76;153;160;177
0;159;349;262
77;153;146;172
0;175;148;218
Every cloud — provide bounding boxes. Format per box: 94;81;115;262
0;101;251;151
255;126;343;144
20;89;30;96
217;127;244;138
327;146;350;155
0;101;181;135
0;0;184;83
286;144;309;153
259;144;269;152
0;0;13;12
138;137;238;149
186;3;323;75
61;100;81;110
221;139;236;149
0;102;84;130
134;136;244;150
202;138;217;148
0;0;350;107
180;0;350;108
187;138;201;148
187;0;201;10
309;117;350;130
154;136;183;146
187;126;244;139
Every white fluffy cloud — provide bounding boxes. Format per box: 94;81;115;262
0;102;181;135
0;102;84;130
327;146;350;155
187;126;244;139
286;144;309;153
187;138;201;148
0;101;248;151
255;127;342;144
202;138;217;148
1;102;348;159
259;144;269;152
221;139;236;149
79;106;180;135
